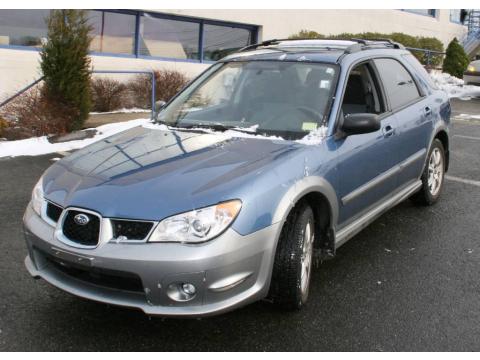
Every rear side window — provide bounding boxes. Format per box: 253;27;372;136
402;53;438;91
374;58;421;110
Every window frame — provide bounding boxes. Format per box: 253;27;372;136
0;9;51;49
400;9;437;18
372;57;425;113
0;9;259;63
449;9;465;24
333;58;391;135
333;55;427;136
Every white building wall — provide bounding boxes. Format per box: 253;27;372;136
162;9;466;47
0;49;210;100
0;9;467;100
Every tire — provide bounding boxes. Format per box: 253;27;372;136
411;139;446;206
269;202;315;310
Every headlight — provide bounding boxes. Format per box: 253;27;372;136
467;65;476;72
149;200;242;244
31;177;44;216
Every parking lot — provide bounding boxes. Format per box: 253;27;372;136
1;98;479;351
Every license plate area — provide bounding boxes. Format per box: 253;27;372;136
50;247;93;267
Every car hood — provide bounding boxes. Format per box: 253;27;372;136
43;126;303;221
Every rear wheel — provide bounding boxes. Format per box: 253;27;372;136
411;139;445;206
269;202;315;310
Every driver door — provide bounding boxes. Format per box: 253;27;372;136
335;61;399;226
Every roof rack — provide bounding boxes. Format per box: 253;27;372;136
237;38;405;54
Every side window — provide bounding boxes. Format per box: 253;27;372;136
374;58;421;110
342;63;385;116
402;53;438;91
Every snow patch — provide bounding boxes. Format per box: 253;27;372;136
455;113;480;120
142;122;283;141
0;118;150;158
430;72;480;100
143;122;328;144
89;108;149;115
295;126;328;145
1;118;330;159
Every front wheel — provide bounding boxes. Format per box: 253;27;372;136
411;139;446;206
269;202;315;310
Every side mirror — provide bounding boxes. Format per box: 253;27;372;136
341;113;380;135
154;100;166;119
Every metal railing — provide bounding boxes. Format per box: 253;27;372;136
0;69;157;119
405;47;445;68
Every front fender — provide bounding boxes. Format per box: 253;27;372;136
272;176;339;230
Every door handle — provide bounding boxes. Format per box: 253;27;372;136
424;106;433;117
383;125;395;138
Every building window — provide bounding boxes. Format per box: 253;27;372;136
88;11;136;55
0;9;258;62
0;9;50;47
402;9;437;18
139;15;199;60
450;9;468;24
203;24;253;61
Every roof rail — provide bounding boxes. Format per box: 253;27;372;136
351;38;405;49
238;38;284;52
238;38;405;54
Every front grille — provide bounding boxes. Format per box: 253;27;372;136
111;219;153;241
40;249;144;293
62;210;101;246
46;202;63;222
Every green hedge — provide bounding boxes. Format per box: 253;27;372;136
288;31;444;66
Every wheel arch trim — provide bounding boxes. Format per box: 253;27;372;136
272;176;339;231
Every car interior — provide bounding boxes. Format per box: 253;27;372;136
342;63;384;116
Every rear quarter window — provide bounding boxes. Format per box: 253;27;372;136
374;58;421;110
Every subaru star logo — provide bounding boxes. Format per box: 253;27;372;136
73;213;90;226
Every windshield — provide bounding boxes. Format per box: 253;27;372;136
157;61;338;139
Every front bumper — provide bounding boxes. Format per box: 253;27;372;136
23;204;281;317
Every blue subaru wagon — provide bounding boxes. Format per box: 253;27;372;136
24;39;451;317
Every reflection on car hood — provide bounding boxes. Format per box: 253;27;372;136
43;126;301;220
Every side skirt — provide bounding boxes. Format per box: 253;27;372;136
334;180;422;248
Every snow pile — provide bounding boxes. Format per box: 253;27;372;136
89;108;150;115
0;118;150;158
430;72;480;100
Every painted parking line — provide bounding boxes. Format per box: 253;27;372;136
446;175;480;187
454;135;480;141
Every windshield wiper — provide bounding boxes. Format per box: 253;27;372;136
174;123;258;134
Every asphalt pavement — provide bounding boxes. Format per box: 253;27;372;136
0;99;480;351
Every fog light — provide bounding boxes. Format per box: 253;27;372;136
166;282;197;302
182;283;196;295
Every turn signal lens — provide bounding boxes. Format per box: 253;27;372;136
31;177;44;216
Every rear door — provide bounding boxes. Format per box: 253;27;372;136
373;57;431;188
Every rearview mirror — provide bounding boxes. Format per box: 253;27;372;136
341;113;380;135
